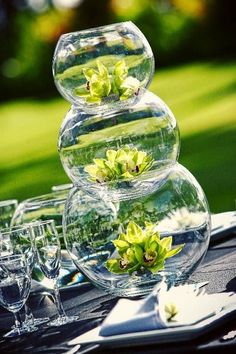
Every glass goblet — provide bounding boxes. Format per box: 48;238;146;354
0;254;32;337
31;220;78;326
11;191;80;286
0;199;18;229
0;225;49;329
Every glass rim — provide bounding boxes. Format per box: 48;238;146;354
22;192;66;207
51;183;72;192
0;199;18;208
0;225;30;235
0;254;26;264
59;21;134;40
29;219;56;227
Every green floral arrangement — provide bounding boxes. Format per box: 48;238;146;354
84;146;153;183
106;221;184;275
74;59;140;104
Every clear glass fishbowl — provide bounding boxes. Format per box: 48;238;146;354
11;191;67;237
53;21;154;113
63;163;211;297
59;90;180;193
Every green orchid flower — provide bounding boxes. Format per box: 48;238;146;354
106;221;185;275
74;60;111;103
84;146;154;183
74;59;140;104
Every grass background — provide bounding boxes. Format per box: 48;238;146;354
1;61;236;212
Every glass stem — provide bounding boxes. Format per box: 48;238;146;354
53;278;66;319
25;304;34;324
13;311;23;333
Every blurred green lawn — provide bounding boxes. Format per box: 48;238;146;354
1;61;236;212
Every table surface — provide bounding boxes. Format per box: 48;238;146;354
0;231;236;354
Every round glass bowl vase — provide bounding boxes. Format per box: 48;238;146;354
11;191;68;237
53;21;154;113
63;163;211;297
58;90;180;192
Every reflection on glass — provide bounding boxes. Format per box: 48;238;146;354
0;255;31;337
31;220;78;326
0;199;18;229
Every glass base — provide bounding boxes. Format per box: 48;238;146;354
4;325;38;338
47;315;79;327
33;317;50;326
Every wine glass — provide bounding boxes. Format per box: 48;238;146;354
0;225;49;329
30;220;78;326
0;199;18;228
11;191;79;287
0;254;32;337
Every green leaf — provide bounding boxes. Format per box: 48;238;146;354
121;171;134;179
106;259;126;274
84;165;98;178
166;244;185;258
119;232;127;241
144;222;155;237
127;262;140;275
126;221;143;244
148;260;165;274
134;244;144;264
104;161;115;175
113;239;129;251
146;232;160;248
102;77;111;97
126;247;136;263
111;77;119;95
89;74;106;97
106;149;117;163
97;60;109;78
93;158;106;168
156;243;168;259
160;236;173;251
83;68;97;81
113;59;128;88
74;86;90;97
136;151;147;165
132;150;139;165
149;240;159;252
120;89;133;100
85;96;101;103
115;149;127;162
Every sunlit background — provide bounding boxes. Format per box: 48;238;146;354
0;0;236;212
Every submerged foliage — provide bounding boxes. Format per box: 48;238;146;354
74;59;140;104
106;221;184;275
84;146;153;183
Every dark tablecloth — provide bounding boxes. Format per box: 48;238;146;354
0;233;236;354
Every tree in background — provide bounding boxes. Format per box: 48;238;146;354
0;0;235;101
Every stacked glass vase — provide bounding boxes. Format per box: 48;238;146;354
53;22;211;297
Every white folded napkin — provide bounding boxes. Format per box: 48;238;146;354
99;283;236;337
